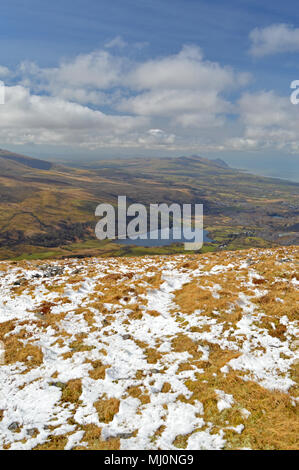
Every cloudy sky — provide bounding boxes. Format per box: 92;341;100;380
1;0;299;179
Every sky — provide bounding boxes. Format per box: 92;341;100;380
1;0;299;180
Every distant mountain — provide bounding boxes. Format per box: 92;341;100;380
211;158;229;168
0;149;53;170
188;154;230;168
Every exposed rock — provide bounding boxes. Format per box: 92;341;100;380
122;334;131;340
8;422;19;432
115;432;134;439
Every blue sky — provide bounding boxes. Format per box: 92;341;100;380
1;0;299;179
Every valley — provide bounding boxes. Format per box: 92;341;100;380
0;149;298;260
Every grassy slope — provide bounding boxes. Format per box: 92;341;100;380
0;246;298;450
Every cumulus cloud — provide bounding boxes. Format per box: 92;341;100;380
0;41;296;154
119;46;245;130
128;45;247;90
227;91;299;152
18;50;127;106
0;85;149;147
45;50;124;89
119;89;233;117
249;23;299;57
0;44;249;151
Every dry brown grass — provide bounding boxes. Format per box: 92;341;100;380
161;382;171;393
174;278;240;318
173;433;190;449
254;287;299;323
172;334;203;360
144;347;162;364
94;397;120;423
126;386;151;404
33;435;68;450
88;360;108;380
177;362;194;373
75;424;120;450
181;354;299;450
61;379;82;403
3;335;43;369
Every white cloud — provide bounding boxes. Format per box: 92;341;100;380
0;66;10;78
0;85;149;148
249;23;299;57
137;129;176;146
12;45;247;147
128;45;246;90
18;50;127;105
45;50;124;89
227;91;299;152
0;42;297;154
104;36;128;49
119;46;245;130
119;89;233;117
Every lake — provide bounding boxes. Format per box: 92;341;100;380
115;227;213;247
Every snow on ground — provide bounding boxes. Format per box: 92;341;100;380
0;247;298;450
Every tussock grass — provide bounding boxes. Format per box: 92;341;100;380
95;398;120;424
61;379;82;403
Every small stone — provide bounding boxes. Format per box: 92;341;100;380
13;278;26;286
41;266;64;277
116;432;134;439
122;334;131;340
27;428;38;437
8;422;19;431
149;368;161;374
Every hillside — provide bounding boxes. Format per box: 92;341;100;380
0;246;298;450
0;149;54;171
0;150;298;260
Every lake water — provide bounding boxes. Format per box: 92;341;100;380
115;227;213;247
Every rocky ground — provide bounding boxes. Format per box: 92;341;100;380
0;247;298;450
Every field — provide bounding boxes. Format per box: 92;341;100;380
0;246;298;450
